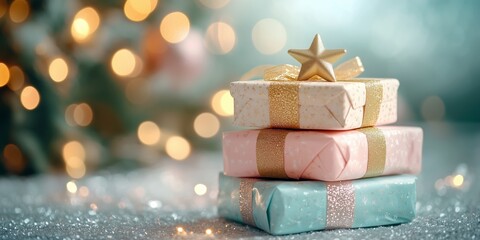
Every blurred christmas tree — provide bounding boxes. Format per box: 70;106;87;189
0;0;236;176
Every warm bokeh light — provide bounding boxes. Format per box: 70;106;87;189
205;22;236;54
124;0;157;22
176;227;184;233
63;141;86;161
66;181;78;194
20;86;40;110
193;112;220;138
79;186;90;197
194;183;207;196
421;96;445;121
9;0;29;23
452;174;464;187
65;104;77;126
71;7;100;42
160;12;190;44
7;65;25;91
71;18;90;40
165;136;191;160
2;144;26;174
211;90;234;117
0;0;7;18
111;49;137;77
252;18;287;55
48;58;69;82
198;0;229;9
66;161;86;179
73;103;93;126
0;62;9;87
63;141;86;179
137;121;161;145
205;228;213;235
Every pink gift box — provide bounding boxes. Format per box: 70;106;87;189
222;126;422;181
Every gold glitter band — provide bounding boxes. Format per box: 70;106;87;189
358;127;386;178
239;179;257;227
256;129;289;179
348;80;384;127
268;82;300;129
326;181;355;229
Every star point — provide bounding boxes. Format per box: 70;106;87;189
288;34;346;82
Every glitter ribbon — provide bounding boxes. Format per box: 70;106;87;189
260;57;384;128
326;181;356;229
256;129;290;178
239;178;257;226
357;127;386;177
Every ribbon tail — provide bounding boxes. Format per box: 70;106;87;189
239;65;275;81
335;57;364;80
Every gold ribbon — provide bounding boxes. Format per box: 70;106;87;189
256;129;289;178
357;127;386;177
239;178;257;226
326;181;355;229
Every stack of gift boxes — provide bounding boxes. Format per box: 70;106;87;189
217;35;423;235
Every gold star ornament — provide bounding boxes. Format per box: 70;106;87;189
288;34;346;82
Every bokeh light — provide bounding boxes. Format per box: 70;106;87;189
73;103;93;127
124;0;157;22
20;86;40;110
7;65;25;91
0;0;7;18
79;186;90;197
205;228;213;235
2;144;26;174
63;141;86;179
165;136;191;161
251;18;287;55
193;112;220;138
111;49;137;77
194;183;207;196
71;7;100;42
421;96;445;121
9;0;29;23
137;121;161;145
452;174;464;187
160;12;190;44
0;62;9;87
197;0;229;9
48;58;69;82
211;90;234;117
205;22;236;54
66;181;78;193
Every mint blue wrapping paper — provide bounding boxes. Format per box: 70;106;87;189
218;174;416;235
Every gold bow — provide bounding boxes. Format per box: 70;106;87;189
264;57;364;82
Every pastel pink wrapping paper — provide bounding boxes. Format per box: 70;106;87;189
222;126;422;181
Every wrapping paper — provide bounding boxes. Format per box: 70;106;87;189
218;174;417;235
231;78;399;130
223;126;422;181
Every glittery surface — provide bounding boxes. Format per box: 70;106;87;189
256;129;289;178
239;179;256;226
1;124;480;239
326;181;355;229
268;82;300;128
358;127;387;177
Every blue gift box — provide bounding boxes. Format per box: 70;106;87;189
218;174;416;235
